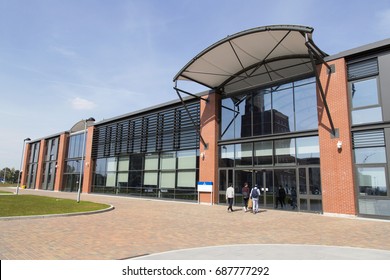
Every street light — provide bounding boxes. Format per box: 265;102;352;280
16;137;31;195
76;117;95;203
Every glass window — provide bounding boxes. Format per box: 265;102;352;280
254;141;273;166
350;78;383;125
273;87;294;133
295;82;318;131
106;172;116;186
107;158;117;172
354;147;386;164
177;171;196;188
296;136;320;165
177;150;196;169
299;168;307;194
130;154;143;170
352;107;382;125
118;157;129;171
143;171;158;186
275;138;296;165
309;168;321;195
252;89;272;136
160;152;176;170
357;167;387;196
351;78;379;108
129;171;141;187
144;154;159;170
235;143;252;166
160;171;175;189
117;173;128;187
221;98;236;140
220;145;234;167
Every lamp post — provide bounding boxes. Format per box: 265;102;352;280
76;117;95;203
16;137;31;195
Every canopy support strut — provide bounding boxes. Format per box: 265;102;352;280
174;85;208;148
306;37;337;137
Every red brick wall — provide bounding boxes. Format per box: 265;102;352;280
82;126;95;193
199;91;220;204
21;143;30;187
317;58;357;215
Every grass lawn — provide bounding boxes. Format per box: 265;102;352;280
0;195;110;217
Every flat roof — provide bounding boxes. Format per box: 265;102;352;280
326;38;390;62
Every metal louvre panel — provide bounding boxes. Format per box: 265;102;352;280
352;129;385;148
92;102;200;158
347;58;378;81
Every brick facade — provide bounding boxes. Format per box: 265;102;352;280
317;58;357;215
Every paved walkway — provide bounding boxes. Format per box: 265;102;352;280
1;187;390;260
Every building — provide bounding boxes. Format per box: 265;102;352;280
21;25;390;219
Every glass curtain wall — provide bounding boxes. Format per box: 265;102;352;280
62;133;85;192
91;102;200;201
219;77;321;212
41;137;59;190
26;141;40;189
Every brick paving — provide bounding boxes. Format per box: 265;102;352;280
1;187;390;260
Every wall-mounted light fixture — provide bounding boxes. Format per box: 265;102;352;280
200;152;205;160
337;140;342;150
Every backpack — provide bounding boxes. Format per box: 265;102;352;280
251;188;259;198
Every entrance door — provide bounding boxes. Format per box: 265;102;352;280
254;170;274;208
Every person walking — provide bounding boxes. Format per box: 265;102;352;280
276;185;286;209
226;184;235;212
291;187;297;210
250;184;260;214
242;182;250;212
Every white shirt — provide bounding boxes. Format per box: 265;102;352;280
226;186;234;198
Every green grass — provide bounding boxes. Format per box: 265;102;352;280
0;195;110;217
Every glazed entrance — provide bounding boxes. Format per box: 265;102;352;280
219;168;322;212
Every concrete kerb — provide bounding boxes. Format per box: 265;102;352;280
130;244;390;260
0;187;115;221
0;204;115;221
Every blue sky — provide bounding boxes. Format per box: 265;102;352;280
1;0;390;169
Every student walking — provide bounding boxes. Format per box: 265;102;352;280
250;184;260;214
226;184;235;212
242;182;250;212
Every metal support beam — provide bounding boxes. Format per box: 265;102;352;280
175;87;208;149
174;86;209;102
306;45;336;136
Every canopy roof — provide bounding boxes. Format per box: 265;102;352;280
173;25;327;94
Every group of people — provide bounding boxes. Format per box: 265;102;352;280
226;183;298;213
226;182;261;214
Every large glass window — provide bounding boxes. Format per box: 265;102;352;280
357;167;387;196
296;136;320;165
295;81;318;131
220;145;235;167
350;78;383;125
273;87;294;133
275;139;296;165
254;141;273;166
235;143;252;166
220;77;317;140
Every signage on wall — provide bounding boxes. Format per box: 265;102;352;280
197;181;213;192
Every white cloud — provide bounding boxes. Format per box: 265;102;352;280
50;45;77;57
70;97;97;110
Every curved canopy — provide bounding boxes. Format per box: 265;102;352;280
173;25;327;94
